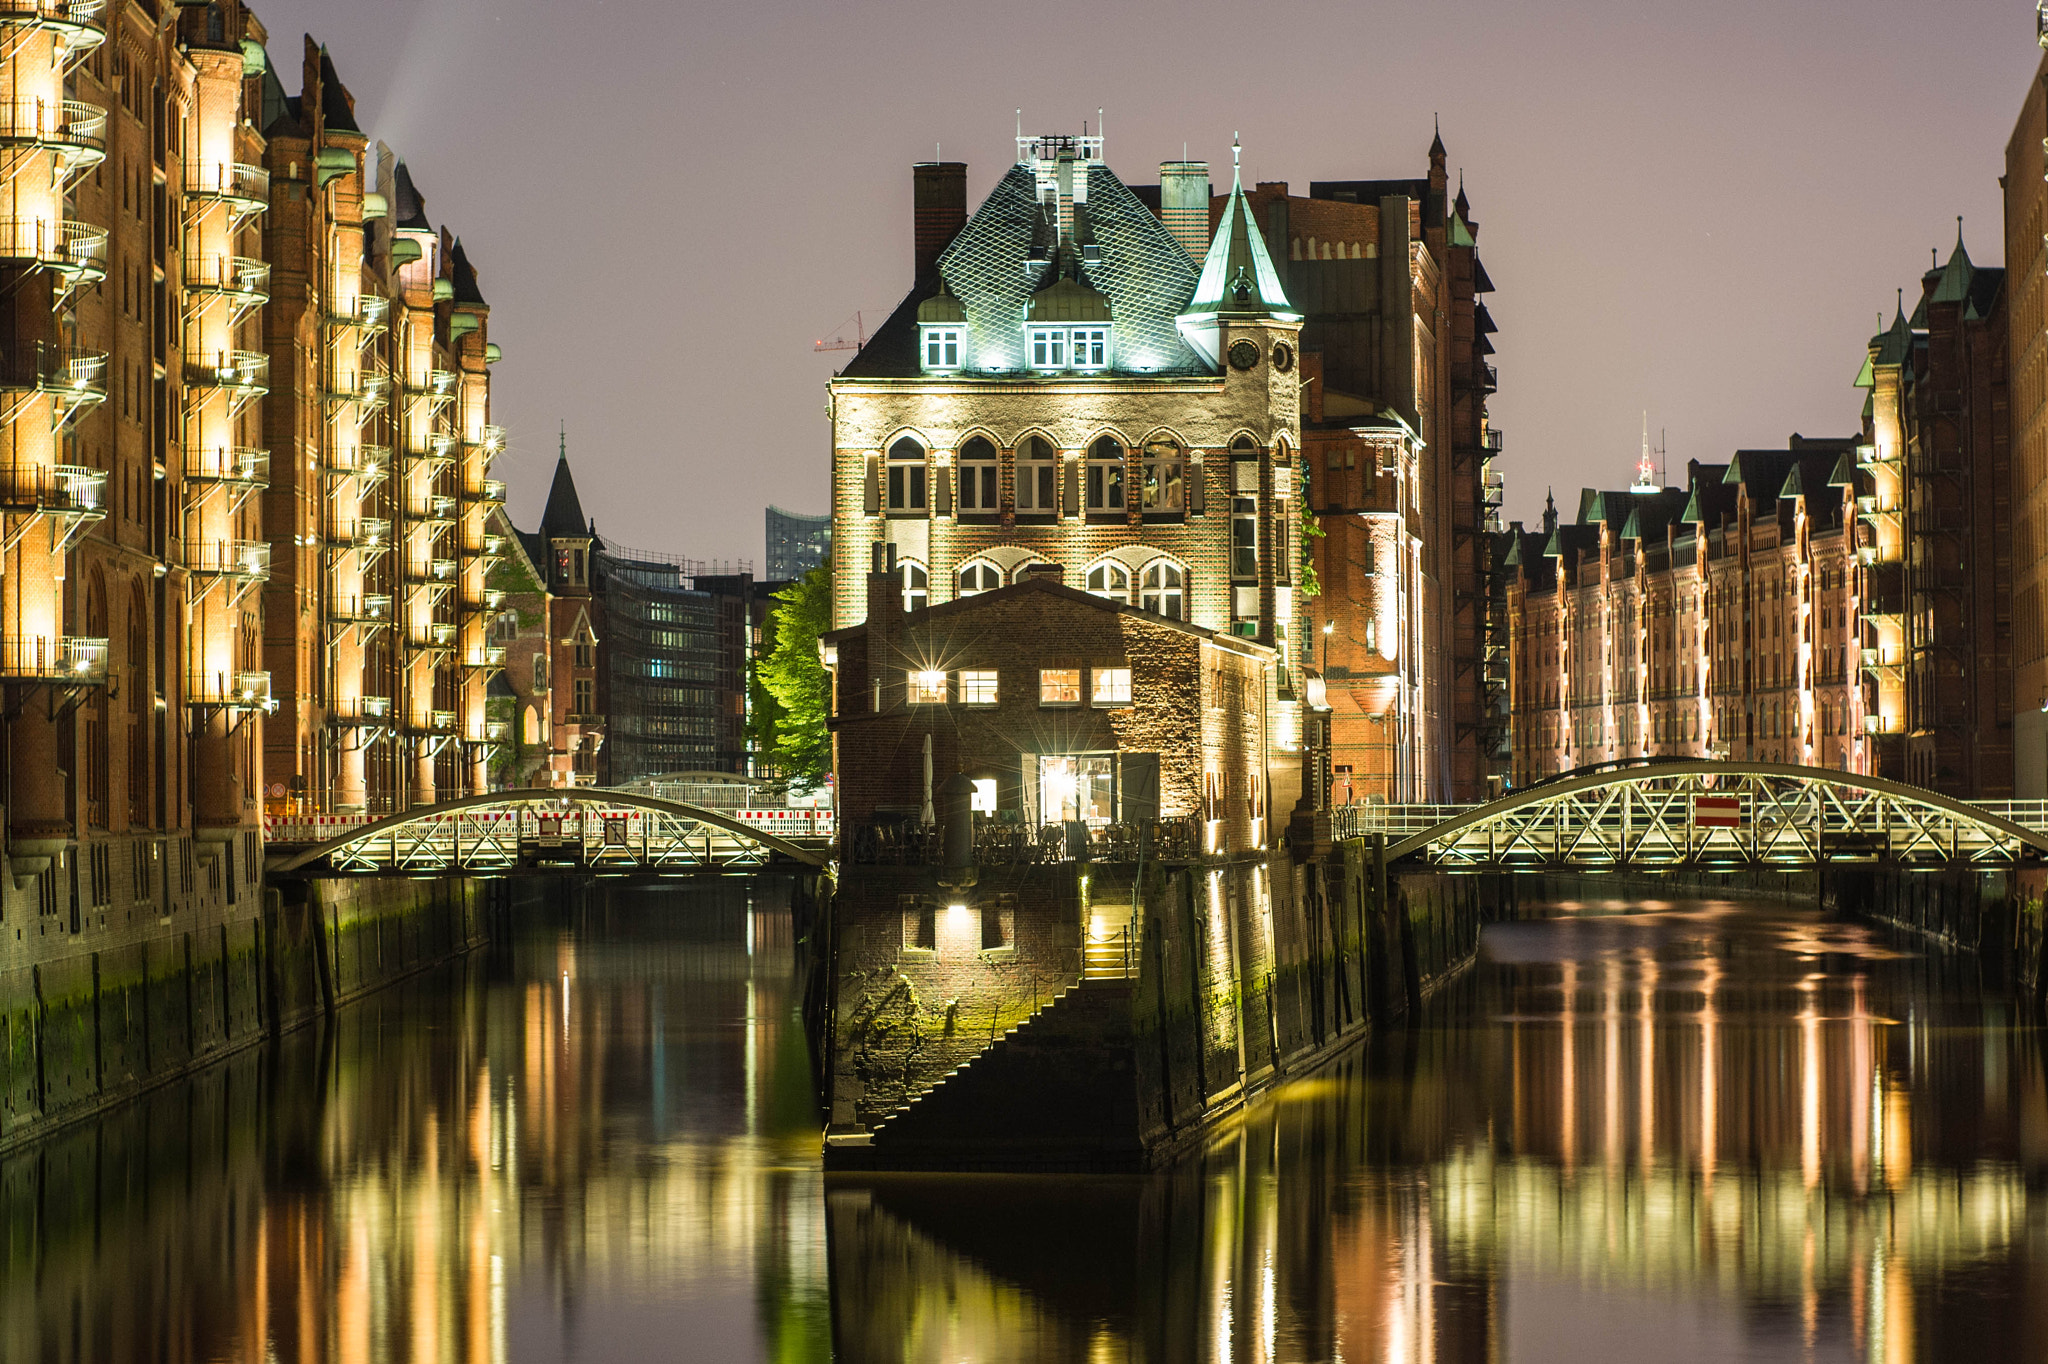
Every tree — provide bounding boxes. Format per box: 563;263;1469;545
754;562;832;787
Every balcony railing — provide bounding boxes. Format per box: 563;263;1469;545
846;816;1203;867
332;593;392;623
462;478;506;505
475;424;506;457
185;349;268;396
326;444;389;482
186;160;268;210
184;253;269;304
403;558;458;584
185;539;269;580
0;461;103;514
185;445;267;486
465;645;507;668
0;633;104;683
1855;443;1892;467
409;621;458;648
459;586;509;611
334;518;389;550
403;369;458;401
413;494;457;523
409;709;457;734
1479;362;1499;393
330;694;390;723
0;98;106;172
188;669;274;712
485;718;510;742
324;293;389;331
0;343;105;403
326;370;389;408
1482;427;1504;451
0;216;104;280
409;433;458;464
0;0;108;41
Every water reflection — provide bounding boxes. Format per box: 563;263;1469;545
4;893;2046;1363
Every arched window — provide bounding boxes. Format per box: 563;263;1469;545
958;436;998;512
1140;561;1185;620
1085;560;1130;604
957;561;1002;597
1085;436;1125;513
901;560;928;612
1016;435;1056;514
886;438;927;512
523;704;541;745
1141;439;1184;512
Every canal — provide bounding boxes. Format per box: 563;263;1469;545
2;884;2045;1362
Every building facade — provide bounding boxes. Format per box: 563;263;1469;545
765;504;829;581
1509;440;1863;784
257;44;506;817
828;132;1313;829
2008;43;2048;793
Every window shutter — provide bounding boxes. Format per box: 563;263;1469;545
863;454;879;514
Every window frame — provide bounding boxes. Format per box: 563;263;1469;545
885;438;928;513
1084;560;1131;604
1015;435;1057;514
956;436;999;512
1085;436;1126;513
1140;560;1186;621
1038;668;1082;706
900;560;928;612
957;561;1002;597
921;325;962;372
1028;327;1068;371
1070;326;1109;371
958;669;999;706
1091;666;1132;707
906;669;948;705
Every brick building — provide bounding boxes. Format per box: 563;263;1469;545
1508;439;1863;783
824;569;1272;853
1854;237;2010;796
521;443;604;785
258;40;505;816
2007;43;2048;794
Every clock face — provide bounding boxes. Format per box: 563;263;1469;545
1272;343;1295;373
1228;339;1260;372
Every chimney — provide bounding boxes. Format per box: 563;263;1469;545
913;162;967;283
1159;160;1211;260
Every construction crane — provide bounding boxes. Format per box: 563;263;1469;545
813;311;871;354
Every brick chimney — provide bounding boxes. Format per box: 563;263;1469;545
866;541;902;648
1159;160;1210;260
913;162;967;283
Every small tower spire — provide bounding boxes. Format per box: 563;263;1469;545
1542;487;1558;535
1632;412;1657;492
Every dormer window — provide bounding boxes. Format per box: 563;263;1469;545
922;326;962;372
1027;326;1109;373
1029;327;1068;371
1072;327;1108;370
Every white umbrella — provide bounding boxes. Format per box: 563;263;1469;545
922;733;935;827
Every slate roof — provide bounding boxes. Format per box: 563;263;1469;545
391;161;431;232
450;238;486;306
840;160;1206;379
540;451;589;539
318;48;359;134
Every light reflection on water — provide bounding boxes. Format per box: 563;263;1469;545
2;892;2045;1363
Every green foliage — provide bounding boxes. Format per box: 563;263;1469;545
756;561;833;786
1297;453;1325;599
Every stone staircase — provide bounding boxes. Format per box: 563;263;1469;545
1083;901;1138;980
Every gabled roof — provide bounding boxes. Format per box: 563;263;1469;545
540;447;589;539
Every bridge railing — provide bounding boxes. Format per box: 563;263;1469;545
845;817;1201;867
266;803;833;846
1329;803;1474;842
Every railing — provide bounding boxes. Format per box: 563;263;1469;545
0;0;107;31
485;718;510;741
327;371;390;407
409;621;458;648
475;425;506;456
1482;427;1504;451
186;160;268;206
1330;803;1473;842
404;558;456;583
185;539;269;579
462;478;506;504
0;343;105;398
403;369;458;400
334;517;390;550
330;694;390;722
325;293;388;330
409;434;458;463
411;710;457;733
185;445;267;485
0;216;104;275
466;645;507;667
1479;362;1499;392
0;461;103;513
185;349;268;394
185;253;269;304
0;98;105;159
188;669;273;712
1083;917;1142;981
0;633;103;682
332;593;392;623
413;494;456;523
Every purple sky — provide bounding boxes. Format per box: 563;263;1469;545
249;0;2041;566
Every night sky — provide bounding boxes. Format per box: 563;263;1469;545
247;0;2040;566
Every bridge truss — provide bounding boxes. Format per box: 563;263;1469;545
1332;762;2048;870
267;790;828;877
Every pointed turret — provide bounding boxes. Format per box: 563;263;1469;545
1931;220;1975;305
1542;487;1558;535
1176;137;1299;367
541;430;589;539
317;45;359;133
449;238;486;306
1429;116;1446;163
391;160;430;231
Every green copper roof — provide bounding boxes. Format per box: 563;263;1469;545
1681;488;1703;523
1026;263;1113;322
1182;144;1297;322
1778;463;1806;499
1827;451;1856;486
1620;508;1643;541
916;279;966;324
1853;353;1875;388
1931;228;1974;304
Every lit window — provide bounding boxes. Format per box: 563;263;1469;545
1085;560;1130;604
1016;434;1057;513
1039;668;1081;704
900;561;928;612
907;669;947;704
958;561;1002;597
957;436;998;512
1142;441;1184;512
922;326;962;371
1085;436;1125;512
1071;327;1108;370
1232;498;1258;578
886;437;927;512
959;669;998;705
1029;327;1067;371
1092;667;1131;706
1141;561;1185;620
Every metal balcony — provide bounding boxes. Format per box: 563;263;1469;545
332;592;392;623
485;718;510;742
335;517;390;550
326;444;389;483
184;253;269;308
403;557;457;584
0;461;103;515
330;694;390;725
476;424;506;457
324;292;389;332
185;349;268;397
185;539;269;580
187;669;274;713
0;217;105;300
186;160;268;216
0;343;105;423
325;369;389;410
464;644;508;669
420;709;458;733
461;478;506;506
1855;443;1892;468
0;2;108;71
1479;363;1499;393
409;433;458;465
0;99;106;181
403;368;458;402
0;633;103;683
460;585;509;611
1482;427;1504;452
413;494;457;524
409;621;458;649
185;445;267;487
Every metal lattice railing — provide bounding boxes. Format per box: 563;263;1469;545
1341;762;2048;869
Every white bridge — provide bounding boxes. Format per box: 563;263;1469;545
1330;761;2048;870
266;789;831;877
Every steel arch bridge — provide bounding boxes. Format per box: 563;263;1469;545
266;789;830;877
1333;761;2048;870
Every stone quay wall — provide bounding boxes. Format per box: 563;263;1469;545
0;874;490;1154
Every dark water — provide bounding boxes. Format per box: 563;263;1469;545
3;888;2046;1363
